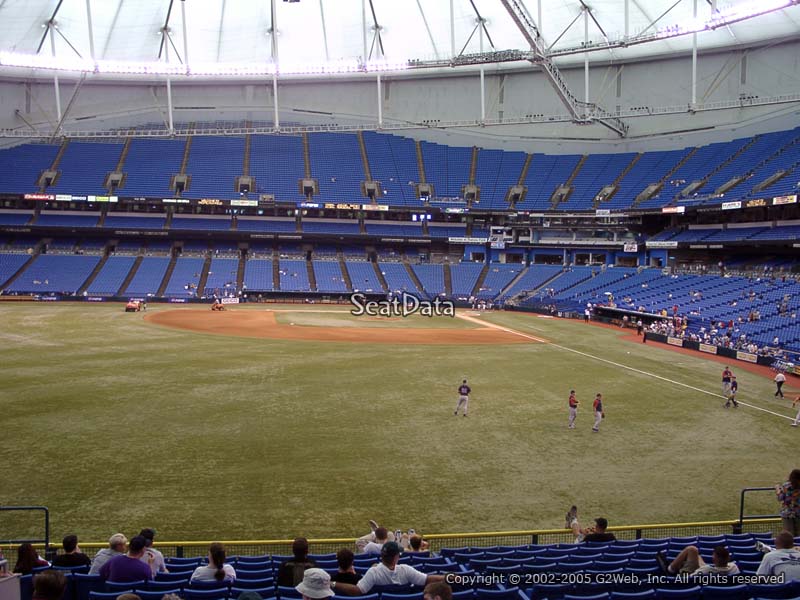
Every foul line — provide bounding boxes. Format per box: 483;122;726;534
465;313;795;422
457;313;548;343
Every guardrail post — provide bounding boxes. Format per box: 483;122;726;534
176;545;184;558
635;528;642;539
531;534;538;545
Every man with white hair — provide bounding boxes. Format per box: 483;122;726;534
89;533;127;575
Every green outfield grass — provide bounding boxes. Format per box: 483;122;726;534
1;302;796;543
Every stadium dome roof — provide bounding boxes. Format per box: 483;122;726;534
0;0;798;74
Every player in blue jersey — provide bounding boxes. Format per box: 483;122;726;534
455;380;471;417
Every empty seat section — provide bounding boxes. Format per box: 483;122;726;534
0;212;33;226
449;263;484;297
518;154;582;211
362;132;421;206
7;254;100;293
609;149;688;209
501;265;564;299
123;138;186;197
36;212;99;228
346;261;384;292
309;133;364;203
0;143;60;195
184;136;245;199
0;253;33;287
204;258;240;295
279;259;310;291
249;135;305;202
411;264;445;297
104;215;166;229
238;218;297;233
560;153;637;211
421;141;471;198
379;262;418;295
302;220;361;235
171;217;232;231
476;264;522;298
243;259;273;291
164;257;205;297
49;142;124;195
86;256;137;295
474;149;526;210
313;260;348;292
124;257;171;296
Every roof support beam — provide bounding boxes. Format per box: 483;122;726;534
181;0;189;67
36;0;65;54
416;0;440;59
499;0;628;136
158;0;175;60
318;0;330;62
85;0;95;61
367;0;384;59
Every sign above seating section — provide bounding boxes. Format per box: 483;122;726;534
23;193;118;203
773;194;797;206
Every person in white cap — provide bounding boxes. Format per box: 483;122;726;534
89;533;127;575
296;568;335;600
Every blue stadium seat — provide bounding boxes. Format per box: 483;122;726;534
381;593;424;600
652;587;701;599
234;578;275;589
747;581;800;598
183;589;230;600
106;580;146;593
609;592;656;599
277;585;303;598
700;584;748;599
188;579;232;590
137;589;182;600
146;579;187;591
157;570;196;582
74;573;104;600
90;591;132;600
475;588;521;600
230;587;277;599
563;594;609;600
529;583;570;599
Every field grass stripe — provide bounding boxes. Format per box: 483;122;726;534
456;313;548;342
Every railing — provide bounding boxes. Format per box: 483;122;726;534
739;486;781;532
2;517;782;560
0;505;50;550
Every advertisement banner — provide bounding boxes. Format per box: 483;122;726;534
448;237;490;244
24;193;54;201
623;242;638;253
231;199;258;207
772;194;798;206
199;198;224;206
221;297;240;305
736;351;758;363
324;202;362;210
699;343;718;354
745;198;767;208
667;337;684;347
646;241;679;248
361;204;389;211
595;209;611;216
721;201;742;210
55;194;72;202
162;198;190;204
662;206;686;214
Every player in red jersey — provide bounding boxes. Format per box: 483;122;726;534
592;393;605;432
721;366;733;395
568;390;579;429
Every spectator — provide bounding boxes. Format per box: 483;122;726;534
656;545;739;576
295;568;334;600
332;541;444;595
98;535;153;583
31;570;66;600
52;535;91;568
423;581;452;600
191;542;236;582
570;516;616;543
138;528;168;576
13;543;49;574
756;531;800;579
277;537;316;587
361;528;390;555
331;549;361;585
406;535;428;553
116;595;142;600
776;469;800;536
89;533;128;575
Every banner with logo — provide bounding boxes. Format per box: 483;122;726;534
736;351;758;363
699;343;718;354
667;337;683;347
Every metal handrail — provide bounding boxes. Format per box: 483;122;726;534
0;506;50;551
739;486;781;531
